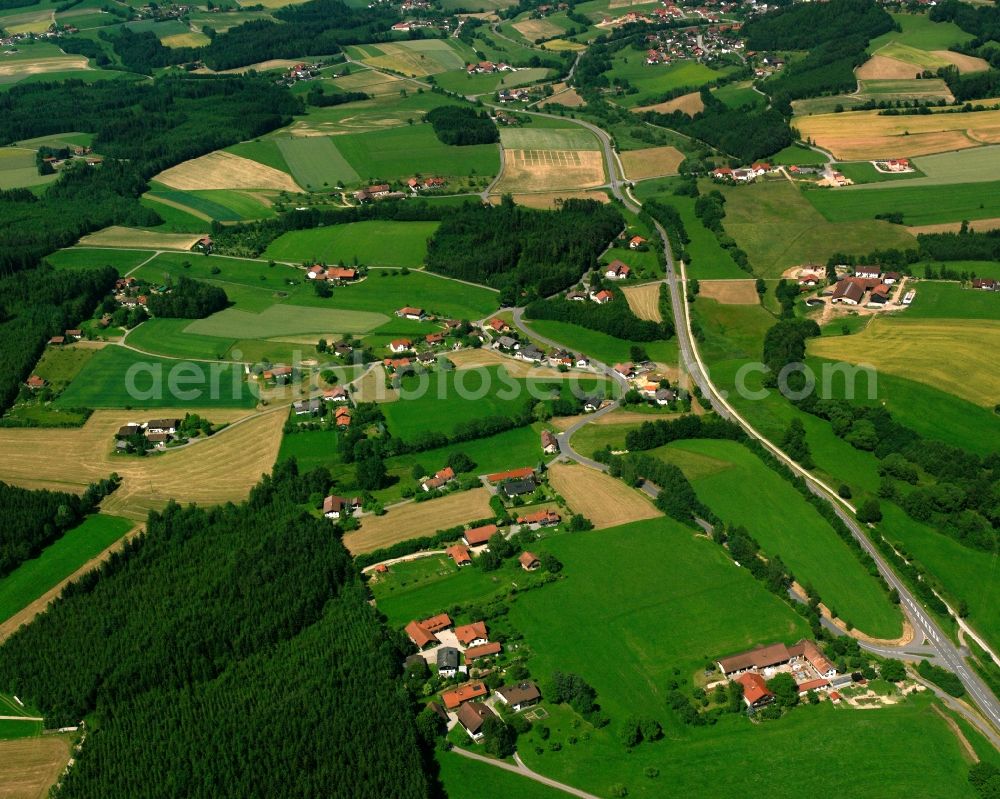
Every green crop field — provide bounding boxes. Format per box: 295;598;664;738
185;305;388;338
224;139;294;175
142;197;208;233
498;127;601;151
719;181;916;276
857;78;953;101
147;190;243;222
711;81;764;110
849;145;1000;190
136;251;301;291
604;56;732;108
274;136;360;188
45;247;152;273
896;281;1000;321
807;179;1000;225
654;439;902;637
833;161;923;185
124;319;238;361
262;220;439;267
332;124;499;183
54;346;256;408
766;144;829;166
434;66;551;95
0;146;57;189
867;12;974;52
0;514;132;625
525;318;680;366
0;718;43;740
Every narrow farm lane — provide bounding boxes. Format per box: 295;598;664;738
449;746;603;799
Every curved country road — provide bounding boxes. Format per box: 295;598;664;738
450;746;603;799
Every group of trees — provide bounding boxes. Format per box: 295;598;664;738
761;318;821;388
0;478;118;578
917;228;1000;262
425;197;624;300
0;265;117;413
425;105;499;146
0;460;433;798
147;276;229;318
525;291;673;342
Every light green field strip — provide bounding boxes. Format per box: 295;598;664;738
184;305;389;338
499;127;602;151
275;136;360;188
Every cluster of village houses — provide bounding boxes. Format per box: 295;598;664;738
352;177;448;203
402;614;542;741
643;22;743;64
717;639;855;709
613;361;678;406
825;266;912;308
711;162;773;183
113;417;184;452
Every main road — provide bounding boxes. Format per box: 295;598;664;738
505;104;1000;736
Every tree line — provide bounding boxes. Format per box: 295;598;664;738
424;197;624;302
525;291;673;342
425;105;499;146
147;276;229;319
0;460;434;799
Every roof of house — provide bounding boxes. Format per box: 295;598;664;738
147;418;181;428
324;386;347;398
517;510;560;526
399;306;424;316
391;338;412;349
26;375;46;388
718;642;792;673
327;267;357;279
797;678;830;693
831;279;864;303
436;646;460;670
541;430;558;449
593;290;613;301
497;681;540;706
793;639;834;675
606;259;630;274
441;681;488;709
455;621;488;646
420;613;452;633
405;620;438;649
436;466;455;481
502;479;536;496
465;641;502;663
464;524;498;546
519;550;541;568
446;544;472;565
486;467;535;483
736;672;773;704
457;700;496;734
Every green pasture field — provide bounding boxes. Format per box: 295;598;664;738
15;131;92;149
867;12;974;52
719;181;916;277
142;197;208;232
0;718;43;739
332;124;499;184
806;179;1000;225
32;345;97;390
898;281;999;321
136;251;301;292
567;421;635;456
146;189;275;222
344;39;467;75
832;161;924;184
330;269;498;319
524;318;680;366
433;66;551;95
498;127;600;151
185;305;388;338
437;751;566;799
53;346;256;408
633;179;747;279
0;514;132;625
766;143;829;166
45;246;151;273
711;81;763;109
124;318;238;361
873;41;955;70
879;503;1000;654
605;56;731;108
0;147;57;190
186;9;274;32
850;145;1000;189
914;260;1000;280
655;438;902;638
225;139;294;175
262;220;439;267
274;136;360;189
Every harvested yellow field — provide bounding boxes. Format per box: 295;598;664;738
906;217;1000;235
351;365;399;403
539;85;585;108
155;151;300;191
620;145;685;180
795;108;1000;159
698;279;760;305
543;38;587;52
856;55;919;80
0;55;88;78
77;226;205;250
932;50;989;73
496;190;609;208
495;149;605;193
161;31;211;47
512;18;564;40
621;282;662;321
547;461;660;529
634;91;704;116
343;488;494;554
0;736;72;799
0;408;282;519
808;318;1000;408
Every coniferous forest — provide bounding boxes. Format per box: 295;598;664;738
0;461;431;799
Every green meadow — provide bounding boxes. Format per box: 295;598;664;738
604;54;730;108
275;136;360;188
524;319;680;366
654;439;902;638
0;147;58;190
805;180;1000;226
437;751;565;799
902;281;999;321
766;143;830;166
711;81;764;110
54;346;256;409
0;515;132;624
45;246;151;273
434;66;551;95
262;220;439;267
867;11;974;53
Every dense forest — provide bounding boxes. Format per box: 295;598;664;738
917;228;1000;261
103;0;398;73
743;0;894;103
147;276;229;319
525;292;674;341
0;478;117;579
0;76;299;275
0;461;432;799
424;197;623;300
425;105;499;145
0;265;117;413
